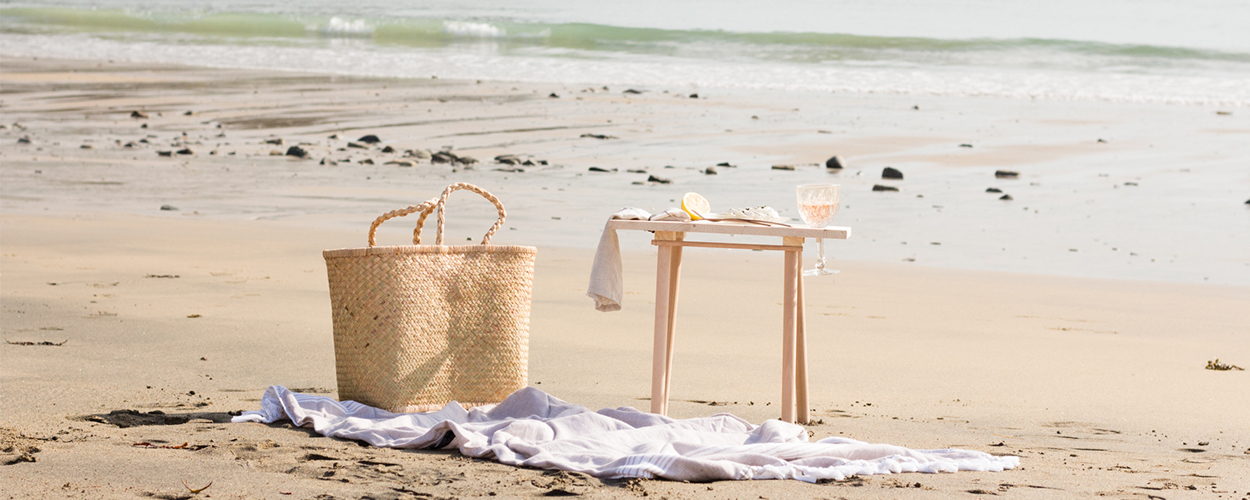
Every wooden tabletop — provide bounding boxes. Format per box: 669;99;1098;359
608;219;851;239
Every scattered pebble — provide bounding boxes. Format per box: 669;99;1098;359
160;205;178;211
689;93;699;99
549;93;560;98
648;175;672;184
704;167;718;175
358;134;381;144
999;194;1013;201
16;137;31;144
385;160;415;167
771;165;795;171
285;146;308;158
359;158;374;165
986;187;1002;193
623;89;644;94
1216;110;1232;115
347;141;367;149
130;111;148;119
176;148;194;155
872;184;899;192
580;133;617;140
80;144;93;149
157;151;173;157
381;145;395;153
320;158;337;166
959;143;973;148
263;138;284;145
825;156;843;169
588;167;614;173
995;170;1019;178
882;167;903;180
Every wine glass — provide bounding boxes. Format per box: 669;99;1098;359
796;184;840;276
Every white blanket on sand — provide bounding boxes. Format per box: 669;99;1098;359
233;386;1018;483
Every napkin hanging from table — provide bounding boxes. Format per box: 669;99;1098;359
587;208;690;312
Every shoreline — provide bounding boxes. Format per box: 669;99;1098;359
2;56;1247;286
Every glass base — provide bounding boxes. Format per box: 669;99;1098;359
802;268;840;276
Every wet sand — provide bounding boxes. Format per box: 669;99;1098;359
2;57;1248;498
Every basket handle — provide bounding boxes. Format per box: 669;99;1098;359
429;183;507;245
367;198;439;247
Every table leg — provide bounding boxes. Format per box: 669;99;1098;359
781;250;798;423
662;245;683;413
651;245;673;415
796;264;810;424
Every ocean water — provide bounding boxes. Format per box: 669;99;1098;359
2;0;1249;106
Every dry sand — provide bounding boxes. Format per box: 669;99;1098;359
2;57;1248;499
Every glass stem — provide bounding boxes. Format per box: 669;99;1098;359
815;238;826;270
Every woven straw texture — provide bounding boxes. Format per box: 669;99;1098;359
323;183;536;413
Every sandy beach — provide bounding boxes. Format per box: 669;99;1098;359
2;57;1248;499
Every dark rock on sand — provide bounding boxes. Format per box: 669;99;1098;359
623;89;644;94
16;137;31;144
772;165;796;171
496;154;522;165
959;143;973;148
1244;198;1250;204
176;148;194;155
385;160;415;167
123;141;137;148
986;187;1002;193
705;167;718;175
328;134;339;139
648;175;672;184
588;167;613;173
999;194;1013;200
494;167;524;173
549;93;560;98
381;145;395;153
872;184;900;192
160;205;178;211
522;160;535;166
580;133;617;140
457;156;478;165
689;93;699;98
130;111;149;119
80;144;94;149
717;162;736;168
357;135;382;144
285;146;308;158
157;151;173;157
826;156;844;169
995;170;1020;179
183;110;195;116
320;158;337;166
431;151;457;164
359;158;374;165
347;141;367;149
882;167;903;179
626;169;648;174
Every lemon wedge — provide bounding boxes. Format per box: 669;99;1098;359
681;192;710;220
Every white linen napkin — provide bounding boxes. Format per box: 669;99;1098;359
586;208;691;312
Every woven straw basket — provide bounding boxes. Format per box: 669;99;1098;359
323;183;536;413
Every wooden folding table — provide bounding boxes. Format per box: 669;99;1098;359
608;219;852;424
